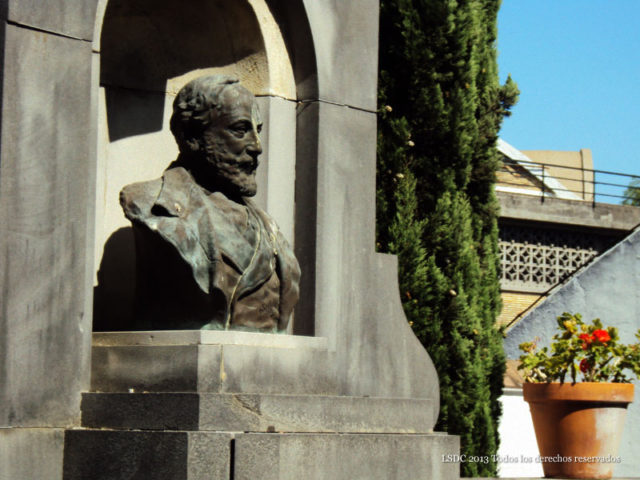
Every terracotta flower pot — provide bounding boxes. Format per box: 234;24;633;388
523;382;634;479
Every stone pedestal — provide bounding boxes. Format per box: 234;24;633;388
91;331;337;395
60;332;460;479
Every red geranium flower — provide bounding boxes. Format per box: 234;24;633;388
579;333;593;350
579;358;591;373
593;329;611;343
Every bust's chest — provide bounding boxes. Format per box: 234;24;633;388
199;193;263;272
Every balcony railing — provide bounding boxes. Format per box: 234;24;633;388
497;159;640;207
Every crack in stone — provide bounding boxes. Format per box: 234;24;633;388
231;394;262;419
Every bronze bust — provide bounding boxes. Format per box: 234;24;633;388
120;75;300;332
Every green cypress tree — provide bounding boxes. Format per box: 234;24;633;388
377;0;519;476
622;178;640;206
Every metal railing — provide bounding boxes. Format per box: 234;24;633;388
498;159;640;207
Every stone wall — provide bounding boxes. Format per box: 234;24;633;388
0;2;99;476
0;1;450;478
0;0;98;430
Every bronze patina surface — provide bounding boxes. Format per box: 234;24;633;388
120;75;300;332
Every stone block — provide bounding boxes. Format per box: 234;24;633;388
90;331;337;395
233;432;460;480
217;343;336;394
297;101;440;406
82;393;200;431
0;24;94;427
81;392;436;433
302;0;379;110
93;330;327;348
0;428;64;480
3;0;98;41
62;430;231;480
91;345;204;393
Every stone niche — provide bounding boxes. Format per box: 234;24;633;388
93;0;298;331
0;0;459;479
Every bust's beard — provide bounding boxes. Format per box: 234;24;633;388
219;172;257;198
184;153;259;199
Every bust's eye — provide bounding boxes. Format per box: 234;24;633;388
257;124;263;134
229;122;250;137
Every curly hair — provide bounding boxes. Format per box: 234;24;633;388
169;75;240;154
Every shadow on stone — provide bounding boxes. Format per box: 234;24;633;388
93;227;135;331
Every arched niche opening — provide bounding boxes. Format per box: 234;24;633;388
91;0;308;332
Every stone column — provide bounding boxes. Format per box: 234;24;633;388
0;2;99;478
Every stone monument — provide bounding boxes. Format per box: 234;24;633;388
0;1;460;479
120;75;300;332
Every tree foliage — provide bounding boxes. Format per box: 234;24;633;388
377;0;519;476
622;178;640;206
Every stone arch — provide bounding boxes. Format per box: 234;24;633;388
91;0;316;331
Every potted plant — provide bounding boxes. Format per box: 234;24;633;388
518;312;640;479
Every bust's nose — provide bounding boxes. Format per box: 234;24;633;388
247;130;262;156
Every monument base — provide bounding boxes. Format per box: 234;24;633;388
0;428;65;480
61;331;460;479
63;429;459;480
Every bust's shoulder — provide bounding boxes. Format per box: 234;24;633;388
120;177;163;221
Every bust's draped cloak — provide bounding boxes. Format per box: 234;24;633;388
120;167;300;331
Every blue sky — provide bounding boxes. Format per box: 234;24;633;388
497;0;640;198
